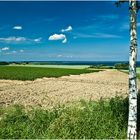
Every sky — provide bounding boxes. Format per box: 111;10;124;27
0;1;140;61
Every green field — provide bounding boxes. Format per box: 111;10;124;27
1;95;140;139
0;66;99;80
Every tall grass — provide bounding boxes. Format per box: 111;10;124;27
1;95;140;139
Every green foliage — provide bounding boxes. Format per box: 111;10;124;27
0;105;61;139
46;97;128;139
1;96;140;139
0;62;9;65
0;66;99;80
114;63;129;70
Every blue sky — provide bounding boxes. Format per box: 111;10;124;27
0;1;140;61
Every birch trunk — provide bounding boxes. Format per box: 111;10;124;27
127;0;137;139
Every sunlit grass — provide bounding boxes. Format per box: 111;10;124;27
1;95;140;139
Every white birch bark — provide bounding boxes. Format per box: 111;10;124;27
127;0;137;139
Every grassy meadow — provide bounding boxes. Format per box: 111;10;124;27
0;66;99;80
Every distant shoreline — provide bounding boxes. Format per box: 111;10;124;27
1;61;140;66
0;61;133;66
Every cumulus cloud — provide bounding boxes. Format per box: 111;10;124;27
13;26;22;30
61;26;72;32
48;34;65;40
48;34;67;43
1;47;10;51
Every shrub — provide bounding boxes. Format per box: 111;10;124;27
89;64;113;69
114;63;129;70
0;62;9;65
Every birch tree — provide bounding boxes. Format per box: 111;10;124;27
116;0;140;139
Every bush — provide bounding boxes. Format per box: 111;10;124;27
114;63;129;70
89;64;113;69
0;62;9;65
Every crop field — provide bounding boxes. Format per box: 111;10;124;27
0;66;99;80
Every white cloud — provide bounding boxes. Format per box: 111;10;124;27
48;34;67;43
99;14;119;20
0;37;26;43
4;50;17;55
74;32;121;39
12;50;17;54
34;37;42;42
1;47;10;51
20;49;24;53
57;54;63;57
61;26;72;32
62;38;67;43
0;36;42;44
95;33;121;38
3;49;24;55
4;52;11;55
48;34;65;40
56;54;73;58
13;26;22;30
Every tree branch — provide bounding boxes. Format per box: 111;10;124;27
115;0;140;13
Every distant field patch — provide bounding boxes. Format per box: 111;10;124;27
137;67;140;74
0;66;99;80
120;67;140;73
119;67;140;80
9;64;90;69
